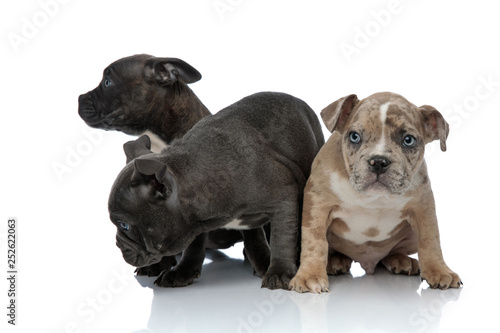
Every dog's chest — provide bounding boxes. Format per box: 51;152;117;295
142;130;168;153
334;207;405;244
222;213;270;230
329;173;410;245
223;218;250;230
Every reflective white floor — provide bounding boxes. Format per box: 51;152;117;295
134;248;464;333
20;240;481;333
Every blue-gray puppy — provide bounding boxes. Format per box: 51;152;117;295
108;92;324;289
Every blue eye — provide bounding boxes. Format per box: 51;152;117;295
104;78;112;87
118;221;130;231
349;131;361;144
402;135;417;148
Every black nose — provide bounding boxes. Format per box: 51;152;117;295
368;156;391;175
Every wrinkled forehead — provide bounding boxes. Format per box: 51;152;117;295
104;54;152;79
350;93;419;129
108;165;140;211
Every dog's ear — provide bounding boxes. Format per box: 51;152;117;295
123;135;152;164
320;94;359;133
132;158;176;200
419;105;449;152
145;57;202;85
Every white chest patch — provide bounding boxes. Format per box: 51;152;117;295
142;130;168;153
329;172;410;245
223;218;250;230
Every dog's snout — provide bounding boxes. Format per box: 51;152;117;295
368;156;391;175
78;93;97;120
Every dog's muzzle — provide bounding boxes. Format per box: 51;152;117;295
78;94;98;121
115;232;161;268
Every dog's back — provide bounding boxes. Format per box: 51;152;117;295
174;92;324;180
225;92;324;178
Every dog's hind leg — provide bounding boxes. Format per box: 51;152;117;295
242;227;270;277
381;253;420;275
327;251;352;275
261;198;299;290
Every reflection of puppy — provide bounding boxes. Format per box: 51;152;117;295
78;54;210;151
109;92;324;289
290;92;461;293
77;54;243;277
290;267;461;333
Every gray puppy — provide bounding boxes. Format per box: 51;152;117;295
109;92;325;289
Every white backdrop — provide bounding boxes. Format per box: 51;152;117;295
1;1;499;332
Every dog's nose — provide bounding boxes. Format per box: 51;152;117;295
368;156;391;175
78;94;97;119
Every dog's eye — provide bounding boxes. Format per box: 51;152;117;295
402;135;417;148
349;131;361;144
118;221;130;231
104;78;113;88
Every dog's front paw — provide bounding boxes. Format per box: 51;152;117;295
135;256;178;277
421;265;462;289
154;267;201;288
289;270;329;294
261;264;296;290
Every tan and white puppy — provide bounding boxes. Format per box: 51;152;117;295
290;92;461;293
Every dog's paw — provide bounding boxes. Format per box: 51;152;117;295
251;261;270;278
244;246;270;278
289;270;329;294
249;256;270;279
154;267;201;288
421;265;462;289
327;253;352;275
136;266;162;277
261;264;296;290
135;256;178;277
381;254;420;276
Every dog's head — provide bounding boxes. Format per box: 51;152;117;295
108;135;200;268
321;92;448;195
78;54;202;135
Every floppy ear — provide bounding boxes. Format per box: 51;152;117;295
132;158;176;199
419;105;449;152
320;94;359;133
123;135;152;164
145;57;202;85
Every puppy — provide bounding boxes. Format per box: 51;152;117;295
78;54;210;151
78;54;243;277
108;92;324;289
290;92;461;293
